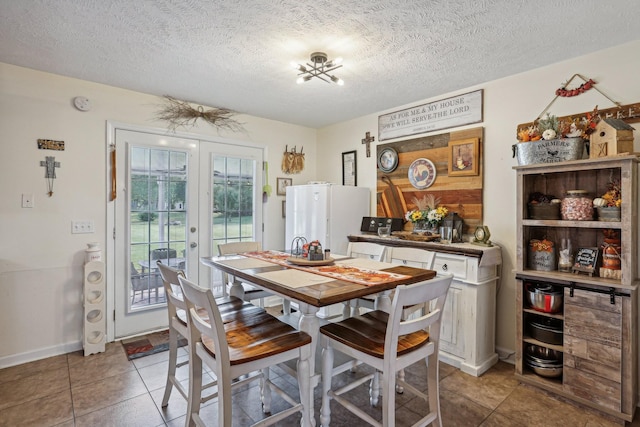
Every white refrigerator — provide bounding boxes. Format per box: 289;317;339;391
285;183;370;257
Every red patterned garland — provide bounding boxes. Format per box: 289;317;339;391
555;79;595;97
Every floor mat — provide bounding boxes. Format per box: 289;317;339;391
121;329;186;360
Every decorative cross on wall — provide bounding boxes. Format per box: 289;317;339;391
361;131;375;157
40;156;60;197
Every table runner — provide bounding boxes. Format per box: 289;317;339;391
243;250;409;286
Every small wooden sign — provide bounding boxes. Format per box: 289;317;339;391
572;247;599;276
37;139;65;150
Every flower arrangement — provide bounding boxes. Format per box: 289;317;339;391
516;109;600;142
405;194;448;228
593;179;622;208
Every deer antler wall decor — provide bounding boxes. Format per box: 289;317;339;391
281;145;305;174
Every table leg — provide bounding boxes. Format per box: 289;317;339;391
297;302;319;427
228;279;245;300
374;290;392;312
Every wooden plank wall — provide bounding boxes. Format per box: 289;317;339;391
376;127;484;234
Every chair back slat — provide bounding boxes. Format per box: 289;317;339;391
386;246;435;268
217;241;261;256
179;276;231;368
346;242;387;261
156;261;186;313
386;274;453;353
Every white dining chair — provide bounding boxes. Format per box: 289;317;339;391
320;273;454;427
342;242;388;318
155;262;262;409
179;275;313;427
217;241;291;314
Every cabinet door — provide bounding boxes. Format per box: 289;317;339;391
563;288;623;411
439;283;464;357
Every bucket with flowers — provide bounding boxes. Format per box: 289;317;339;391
405;194;448;234
593;178;621;221
513;113;591;165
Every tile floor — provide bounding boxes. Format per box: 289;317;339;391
2;315;640;427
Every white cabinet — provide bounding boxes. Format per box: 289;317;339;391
348;235;502;376
431;251;500;376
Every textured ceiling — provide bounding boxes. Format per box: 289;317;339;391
1;0;639;128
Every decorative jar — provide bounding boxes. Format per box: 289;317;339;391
561;190;593;220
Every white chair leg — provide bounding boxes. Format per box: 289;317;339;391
161;327;179;407
282;298;291;315
320;344;334;427
381;365;396;427
396;369;405;394
261;368;272;413
427;355;442;427
297;347;312;427
185;350;203;427
370;370;380;407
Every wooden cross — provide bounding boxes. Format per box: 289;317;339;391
361;131;375;157
40;156;60;196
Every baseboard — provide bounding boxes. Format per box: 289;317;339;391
496;345;516;364
0;341;83;369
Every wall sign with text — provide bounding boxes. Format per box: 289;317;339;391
378;89;483;141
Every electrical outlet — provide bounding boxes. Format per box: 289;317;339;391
22;193;34;208
72;220;95;234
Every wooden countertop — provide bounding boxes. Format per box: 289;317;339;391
348;234;502;266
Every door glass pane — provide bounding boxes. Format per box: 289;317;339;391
211;155;256;296
129;146;188;311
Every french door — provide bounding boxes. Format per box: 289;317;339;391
111;126;263;338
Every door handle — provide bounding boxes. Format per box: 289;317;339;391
190;242;198;248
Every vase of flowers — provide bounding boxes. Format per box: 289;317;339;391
405;194;448;234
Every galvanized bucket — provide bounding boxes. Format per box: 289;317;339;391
512;137;586;165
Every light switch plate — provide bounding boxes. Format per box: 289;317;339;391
72;220;95;234
22;193;34;208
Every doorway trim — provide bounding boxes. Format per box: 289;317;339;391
106;121;267;341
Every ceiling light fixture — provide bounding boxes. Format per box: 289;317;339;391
291;52;344;86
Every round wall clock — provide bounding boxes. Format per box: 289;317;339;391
377;147;399;173
408;158;436;189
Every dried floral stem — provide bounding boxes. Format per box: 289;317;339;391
155;95;245;133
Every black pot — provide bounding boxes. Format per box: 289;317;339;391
528;317;563;345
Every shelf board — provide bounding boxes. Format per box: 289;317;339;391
515;269;637;292
522;219;622;228
523;307;564;320
516;370;563;391
523;336;564;352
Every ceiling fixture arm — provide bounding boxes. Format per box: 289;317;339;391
292;52;344;85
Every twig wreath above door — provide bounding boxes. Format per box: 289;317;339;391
154;95;244;133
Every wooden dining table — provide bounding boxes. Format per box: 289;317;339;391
201;250;436;425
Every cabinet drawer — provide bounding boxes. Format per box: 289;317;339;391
432;254;468;280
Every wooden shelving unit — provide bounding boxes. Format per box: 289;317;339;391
514;156;639;423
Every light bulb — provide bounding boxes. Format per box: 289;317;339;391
331;76;344;86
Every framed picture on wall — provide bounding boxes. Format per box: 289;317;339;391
277;177;292;195
448;138;479;176
342;150;357;186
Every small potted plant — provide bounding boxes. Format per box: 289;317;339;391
593;179;621;221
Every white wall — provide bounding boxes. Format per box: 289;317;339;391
0;63;317;366
317;40;640;356
2;39;639;367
